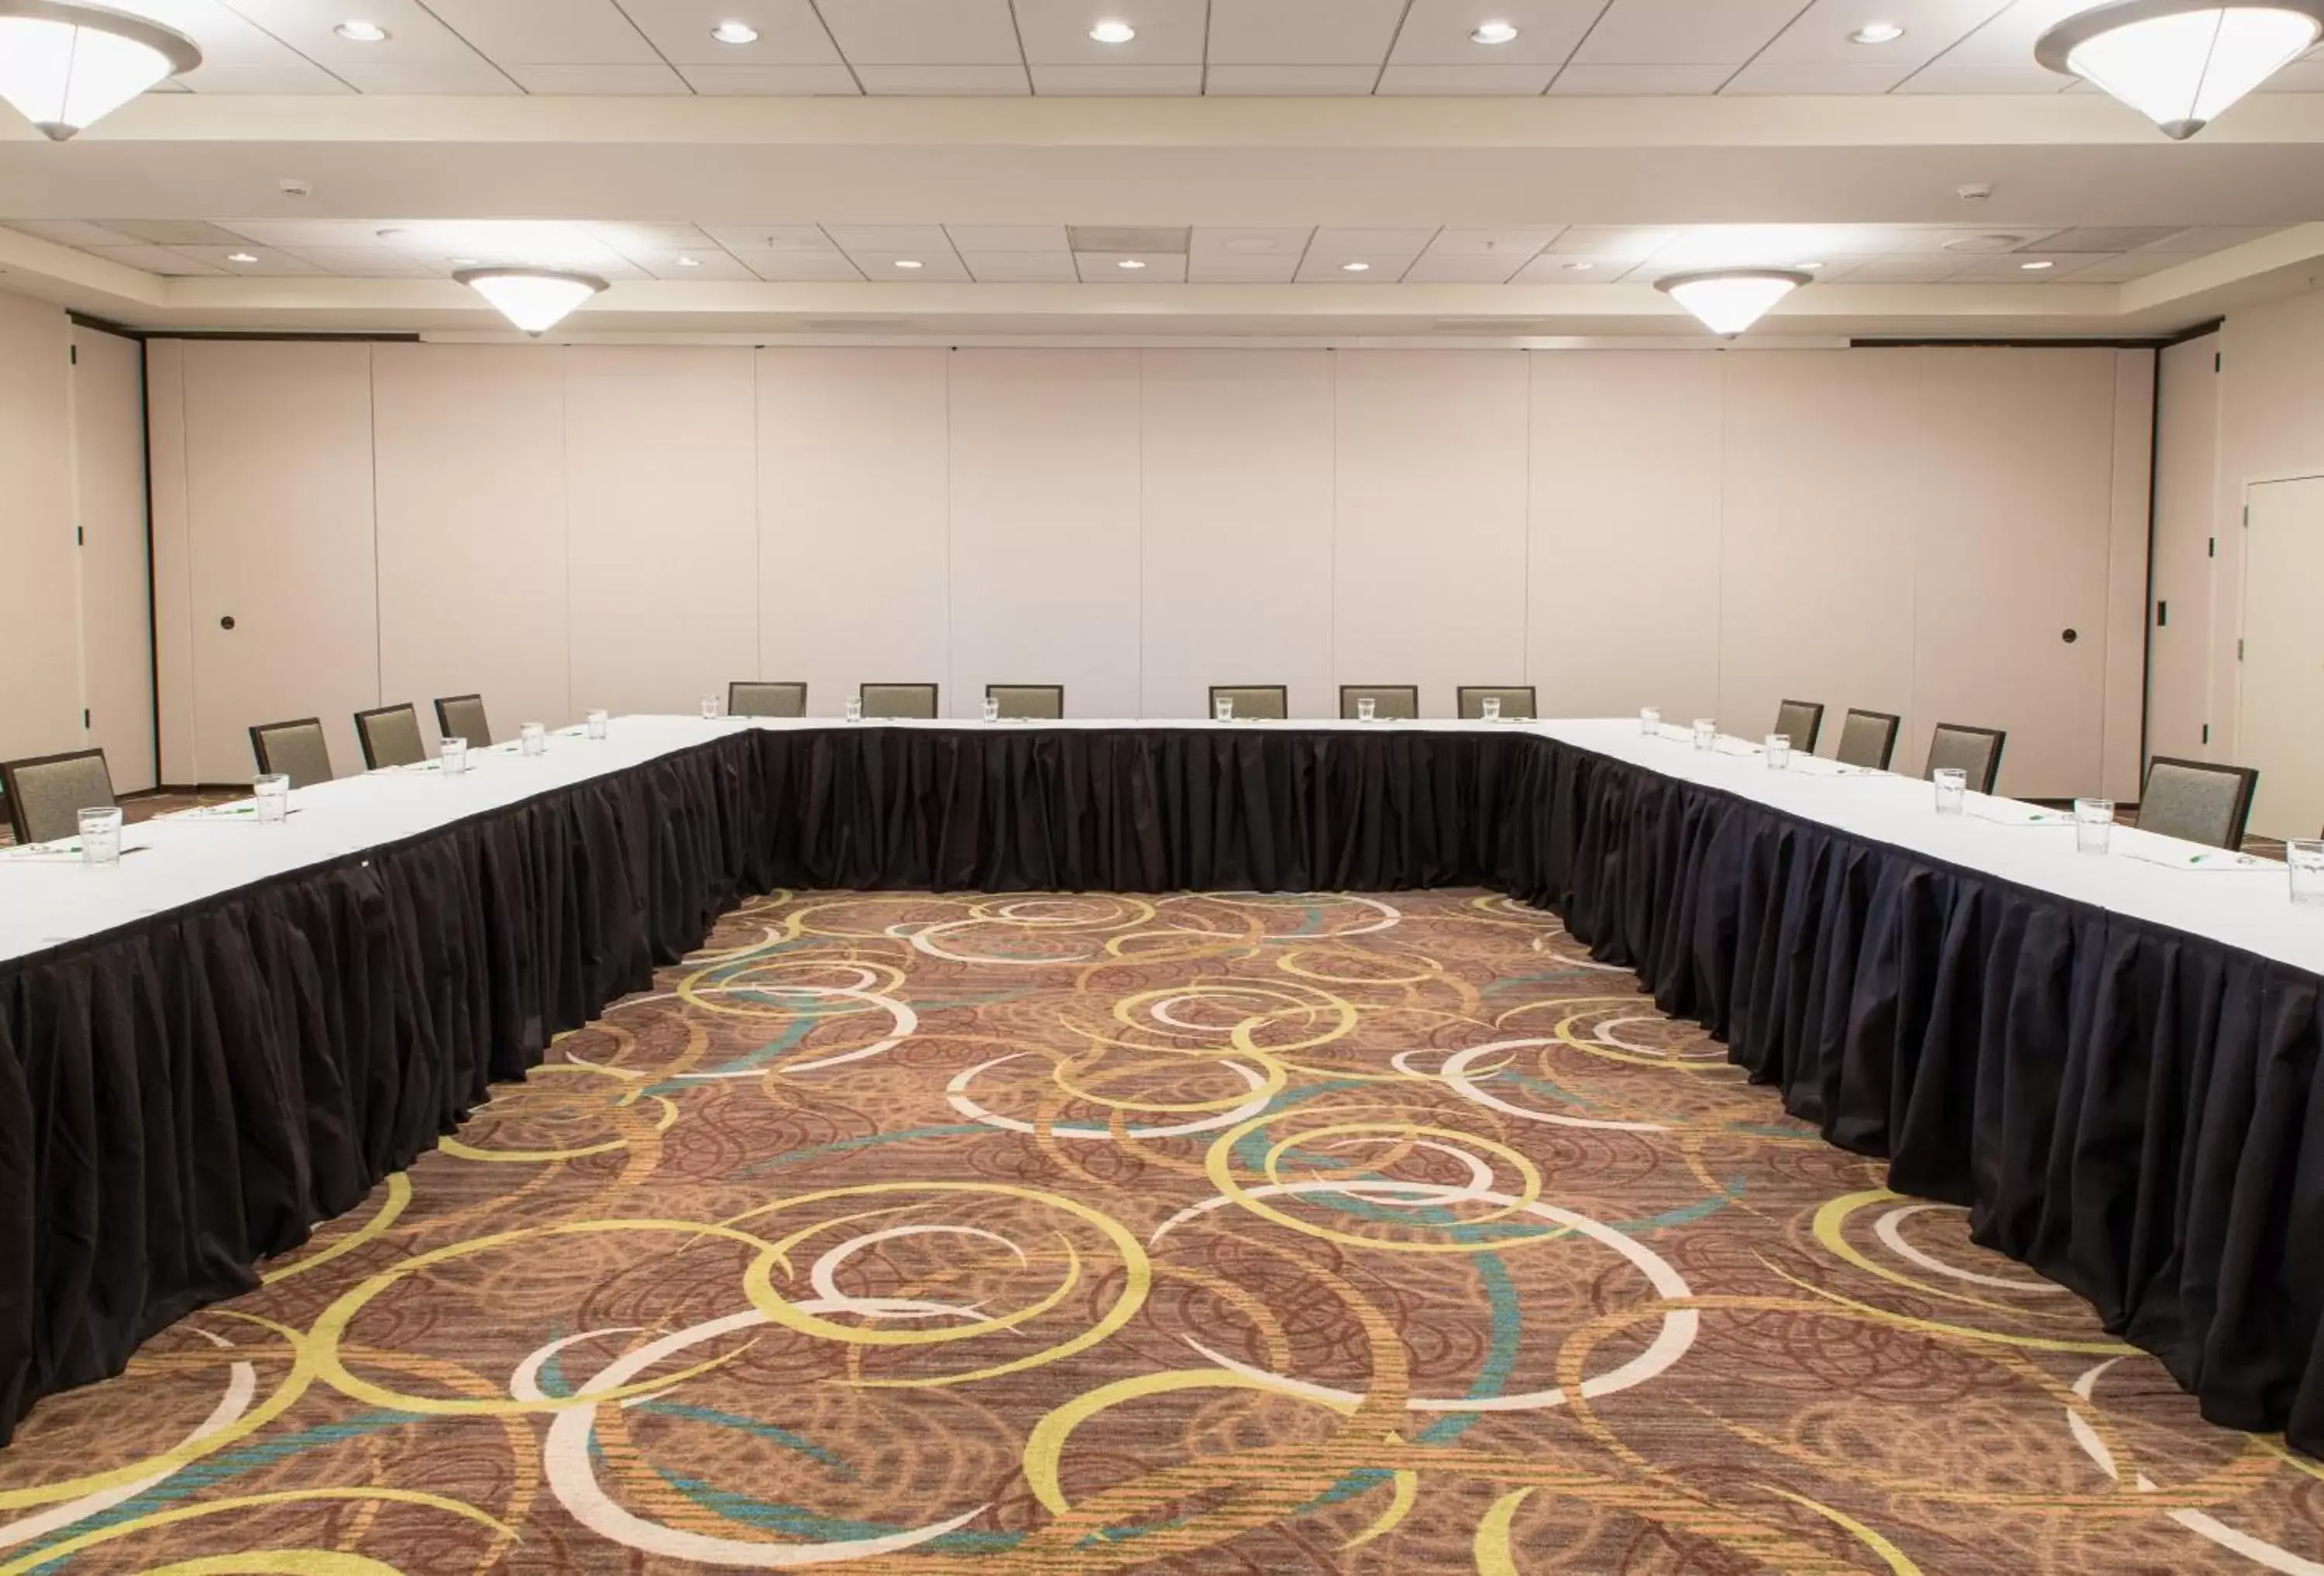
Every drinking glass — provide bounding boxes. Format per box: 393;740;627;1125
1692;719;1716;752
844;698;863;724
78;806;122;866
1933;767;1966;814
1641;707;1661;736
1481;697;1502;721
1356;697;1377;723
1215;697;1234;723
521;721;547;757
586;710;609;741
983;697;1002;723
441;737;468;776
2289;838;2324;907
700;695;720;720
2075;797;2114;854
253;773;290;824
1765;734;1790;770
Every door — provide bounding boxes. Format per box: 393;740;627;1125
2239;476;2324;841
72;325;156;792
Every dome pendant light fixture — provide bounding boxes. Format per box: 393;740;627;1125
1654;267;1813;338
454;267;608;335
0;0;201;140
2034;0;2324;139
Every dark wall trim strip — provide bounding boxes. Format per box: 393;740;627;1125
68;311;146;342
144;331;423;343
1851;333;2197;349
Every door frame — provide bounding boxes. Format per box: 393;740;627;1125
2235;470;2324;834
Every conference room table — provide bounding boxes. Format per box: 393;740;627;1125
2;714;2320;1457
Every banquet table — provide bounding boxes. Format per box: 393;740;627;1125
2;714;2320;1455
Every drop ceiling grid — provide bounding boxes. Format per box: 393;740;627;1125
118;0;2323;98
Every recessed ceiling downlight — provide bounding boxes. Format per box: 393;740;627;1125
1090;19;1135;43
1655;267;1813;338
455;267;607;335
2034;0;2324;138
1117;258;1147;269
711;19;758;44
1340;260;1371;272
0;0;201;140
1850;21;1905;42
1472;20;1519;43
335;19;388;42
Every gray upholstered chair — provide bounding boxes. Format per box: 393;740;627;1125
1834;709;1901;771
861;683;938;720
729;680;807;718
1458;685;1537;721
249;717;334;790
1340;684;1418;720
433;693;490;748
1925;723;2006;794
1773;699;1825;753
987;683;1063;720
2138;756;2259;849
354;703;428;769
1209;685;1288;720
2;748;115;845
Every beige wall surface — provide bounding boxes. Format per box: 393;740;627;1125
142;339;2154;797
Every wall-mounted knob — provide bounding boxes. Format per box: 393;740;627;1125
2061;628;2078;644
219;615;235;631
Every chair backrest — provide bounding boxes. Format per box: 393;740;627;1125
354;703;428;769
1;748;115;845
2139;755;2259;849
433;693;490;748
1773;698;1825;753
1926;723;2006;794
249;717;334;790
728;680;807;718
1834;709;1901;771
1458;685;1537;721
987;683;1063;720
1210;684;1287;720
1340;684;1418;720
861;683;938;720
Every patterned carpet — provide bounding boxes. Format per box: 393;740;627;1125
3;890;2319;1574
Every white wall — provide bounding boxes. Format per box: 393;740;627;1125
0;292;154;797
146;340;2152;798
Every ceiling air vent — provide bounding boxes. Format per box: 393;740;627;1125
1067;225;1191;255
1432;318;1554;335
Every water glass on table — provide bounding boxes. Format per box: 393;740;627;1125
844;698;863;724
2288;838;2324;907
983;697;1002;723
1215;697;1234;723
441;737;468;776
1641;707;1660;736
1765;734;1790;770
253;773;290;824
700;695;720;720
1692;719;1716;752
586;710;609;741
2075;797;2114;854
521;721;547;756
1933;768;1966;814
1481;697;1502;721
1356;697;1377;723
79;806;122;866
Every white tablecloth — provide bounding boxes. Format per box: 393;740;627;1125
3;714;2315;976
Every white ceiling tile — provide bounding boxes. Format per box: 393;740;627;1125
103;0;311;66
1750;0;2012;69
1947;251;2112;280
1648;224;1862;267
1720;60;1915;92
731;249;866;279
1375;64;1556;93
851;250;975;280
1922;0;2090;64
633;250;760;280
1544;225;1673;259
2138;225;2282;253
964;251;1080;280
2066;252;2183;281
679;64;861;90
8;221;142;246
169;244;329;275
854;64;1031;91
1403;253;1533;282
279;246;442;276
1012;0;1208;64
1569;0;1806;64
1032;64;1203;91
1389;0;1610;64
88;245;227;274
704;224;842;251
1202;64;1383;91
1883;225;2061;252
504;62;693;91
1425;227;1563;256
1188;253;1301;280
1508;253;1628;281
1075;251;1189;280
826;224;954;249
587;221;718;248
1546;63;1730;92
814;0;1022;64
104;219;252;244
610;0;846;65
333;60;523;92
947;225;1071;252
1839;255;1975;281
1207;0;1410;65
213;219;390;246
411;0;661;64
1891;59;2069;91
179;60;356;91
1308;226;1440;255
370;219;631;270
1294;253;1418;280
211;0;494;65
